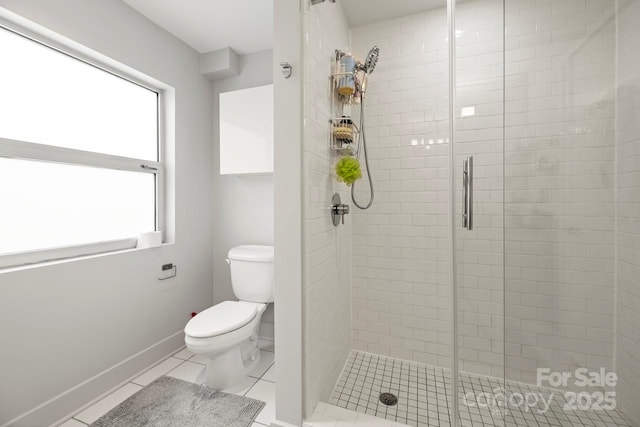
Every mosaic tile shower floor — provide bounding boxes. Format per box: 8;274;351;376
328;351;633;427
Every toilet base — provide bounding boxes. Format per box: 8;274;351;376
204;339;261;390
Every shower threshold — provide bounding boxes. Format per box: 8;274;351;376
326;351;632;427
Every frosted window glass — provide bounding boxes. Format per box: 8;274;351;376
0;28;158;160
0;158;155;255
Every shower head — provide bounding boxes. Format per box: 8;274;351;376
358;45;380;74
355;46;379;96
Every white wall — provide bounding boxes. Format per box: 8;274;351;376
615;1;640;424
273;0;304;424
302;0;352;417
212;49;275;341
0;1;213;426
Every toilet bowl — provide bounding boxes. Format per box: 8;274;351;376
185;300;266;389
184;245;274;390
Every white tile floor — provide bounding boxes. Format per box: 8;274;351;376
315;351;634;427
305;401;412;427
57;343;275;427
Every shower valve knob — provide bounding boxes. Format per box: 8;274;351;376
334;204;349;224
333;204;349;215
331;193;349;226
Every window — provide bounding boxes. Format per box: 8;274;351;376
0;24;163;267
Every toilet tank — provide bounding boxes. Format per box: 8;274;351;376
228;245;274;303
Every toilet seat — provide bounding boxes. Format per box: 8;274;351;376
185;301;260;338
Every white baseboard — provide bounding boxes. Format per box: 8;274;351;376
3;331;184;427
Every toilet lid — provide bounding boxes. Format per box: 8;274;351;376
185;301;258;338
228;245;274;262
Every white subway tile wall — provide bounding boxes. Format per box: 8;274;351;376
350;0;624;393
503;0;617;386
349;1;506;377
350;6;453;369
615;1;640;425
302;0;353;417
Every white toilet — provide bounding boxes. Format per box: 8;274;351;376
184;245;274;390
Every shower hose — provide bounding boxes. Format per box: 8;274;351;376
351;93;374;209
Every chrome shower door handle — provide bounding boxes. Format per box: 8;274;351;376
462;159;468;228
462;155;473;230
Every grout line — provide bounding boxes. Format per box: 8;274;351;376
242;377;261;397
186;358;206;366
258;362;276;382
247;367;273;380
247;352;276;380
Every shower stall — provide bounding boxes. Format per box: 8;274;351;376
287;0;640;426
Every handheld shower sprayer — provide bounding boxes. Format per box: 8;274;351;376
355;45;380;96
350;45;379;210
357;45;380;75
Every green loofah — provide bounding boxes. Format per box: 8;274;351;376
335;156;362;186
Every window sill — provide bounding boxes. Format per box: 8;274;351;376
0;240;174;273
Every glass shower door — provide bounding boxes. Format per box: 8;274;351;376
501;1;632;426
452;0;506;425
450;0;637;426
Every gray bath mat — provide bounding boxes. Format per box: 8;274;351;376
90;376;265;427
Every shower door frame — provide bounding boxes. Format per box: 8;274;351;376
447;0;461;425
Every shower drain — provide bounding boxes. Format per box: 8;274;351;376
379;392;398;406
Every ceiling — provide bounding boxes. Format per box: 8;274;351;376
121;0;273;55
121;0;448;55
341;0;447;27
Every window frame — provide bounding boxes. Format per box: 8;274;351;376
0;19;167;269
